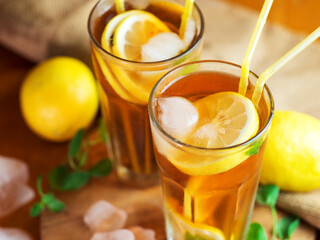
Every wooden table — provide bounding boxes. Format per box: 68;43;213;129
0;45;69;239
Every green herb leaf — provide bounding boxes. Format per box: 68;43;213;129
60;171;91;190
30;202;45;217
256;184;280;207
98;118;109;143
246;223;267;240
49;165;69;190
89;158;112;177
36;175;44;196
184;232;208;240
276;216;300;239
246;139;263;156
68;129;84;159
78;146;88;168
42;193;65;212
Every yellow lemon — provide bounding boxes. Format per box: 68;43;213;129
260;110;320;192
20;57;99;142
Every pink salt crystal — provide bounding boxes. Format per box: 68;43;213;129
90;229;134;240
0;157;35;218
129;226;156;240
0;227;33;240
84;200;127;232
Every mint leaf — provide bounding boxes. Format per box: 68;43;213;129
36;175;44;196
30;202;45;217
246;223;267;240
60;171;91;190
276;216;300;239
256;184;280;207
89;158;112;177
49;165;69;190
42;193;65;212
98;118;109;143
246;139;263;156
68;129;84;159
78;147;88;168
185;232;194;240
184;232;208;240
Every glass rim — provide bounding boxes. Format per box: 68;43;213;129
148;60;275;151
87;0;205;65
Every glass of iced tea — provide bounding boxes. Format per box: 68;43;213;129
149;60;274;239
88;0;204;187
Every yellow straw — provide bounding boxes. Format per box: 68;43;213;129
252;26;320;106
115;0;125;14
179;0;194;38
238;0;274;96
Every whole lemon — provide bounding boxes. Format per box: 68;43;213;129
260;110;320;192
20;57;99;142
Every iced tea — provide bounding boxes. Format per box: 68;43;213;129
149;61;274;239
88;0;204;186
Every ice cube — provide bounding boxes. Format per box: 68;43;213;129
129;226;156;240
156;97;198;140
182;18;196;48
0;228;32;240
84;200;127;232
90;229;134;240
0;157;29;183
141;32;185;62
0;157;35;218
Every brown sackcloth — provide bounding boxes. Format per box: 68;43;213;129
0;0;319;230
277;190;320;229
0;0;97;65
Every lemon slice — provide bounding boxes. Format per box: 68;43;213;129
112;11;170;61
166;202;225;240
101;10;145;52
165;92;259;176
189;91;259;148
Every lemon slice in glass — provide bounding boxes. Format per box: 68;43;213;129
190;91;259;148
166;202;225;240
167;92;259;176
112;11;170;61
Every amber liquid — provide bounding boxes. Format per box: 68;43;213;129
90;2;201;187
154;71;269;239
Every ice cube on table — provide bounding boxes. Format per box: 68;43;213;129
0;156;35;218
141;32;185;62
0;228;32;240
156;97;198;141
91;229;134;240
129;226;156;240
84;200;127;232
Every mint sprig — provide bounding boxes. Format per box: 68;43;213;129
247;184;300;240
30;175;65;217
30;119;112;217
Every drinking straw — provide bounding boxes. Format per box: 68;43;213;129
238;0;274;96
115;0;125;14
252;26;320;106
179;0;194;38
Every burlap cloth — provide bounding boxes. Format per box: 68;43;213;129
0;0;319;229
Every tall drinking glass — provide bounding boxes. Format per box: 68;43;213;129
149;60;274;239
88;0;204;187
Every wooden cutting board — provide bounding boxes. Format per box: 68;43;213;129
40;135;316;240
